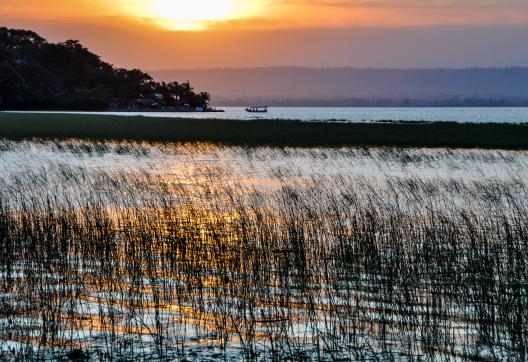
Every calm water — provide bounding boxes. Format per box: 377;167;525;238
10;107;528;123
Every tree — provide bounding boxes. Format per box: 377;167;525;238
0;27;210;111
0;27;45;50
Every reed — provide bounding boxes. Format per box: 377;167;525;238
0;139;527;360
2;112;528;148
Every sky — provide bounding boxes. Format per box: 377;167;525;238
1;0;528;69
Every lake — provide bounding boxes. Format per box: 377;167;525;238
11;106;528;123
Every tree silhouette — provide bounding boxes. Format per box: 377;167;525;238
0;27;210;111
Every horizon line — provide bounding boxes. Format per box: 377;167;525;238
151;65;528;72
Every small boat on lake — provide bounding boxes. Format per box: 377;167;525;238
246;106;268;113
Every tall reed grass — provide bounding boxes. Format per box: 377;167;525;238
0;139;527;360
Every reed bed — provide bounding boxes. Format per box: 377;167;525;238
3;112;528;148
0;139;527;360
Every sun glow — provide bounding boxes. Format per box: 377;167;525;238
146;0;255;31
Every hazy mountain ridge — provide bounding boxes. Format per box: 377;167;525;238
152;67;528;106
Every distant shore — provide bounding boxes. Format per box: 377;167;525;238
2;112;528;149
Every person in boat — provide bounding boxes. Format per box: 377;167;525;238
246;106;269;113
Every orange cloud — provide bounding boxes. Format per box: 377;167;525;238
1;0;527;31
1;0;527;70
263;0;528;28
0;0;113;21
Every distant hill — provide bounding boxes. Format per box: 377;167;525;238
152;67;528;107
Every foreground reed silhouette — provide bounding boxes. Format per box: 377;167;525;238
0;140;526;360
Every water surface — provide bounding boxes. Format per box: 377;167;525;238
1;140;527;360
9;107;528;123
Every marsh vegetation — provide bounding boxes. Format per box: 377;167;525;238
0;139;527;360
3;113;528;149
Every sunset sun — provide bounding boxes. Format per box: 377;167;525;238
147;0;253;30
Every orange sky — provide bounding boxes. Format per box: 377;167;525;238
2;0;528;69
3;0;528;29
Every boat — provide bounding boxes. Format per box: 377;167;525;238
245;106;268;113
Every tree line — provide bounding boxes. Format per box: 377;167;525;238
0;27;210;111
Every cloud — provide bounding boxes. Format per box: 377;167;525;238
2;4;527;70
252;0;528;29
273;0;528;8
1;0;527;32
